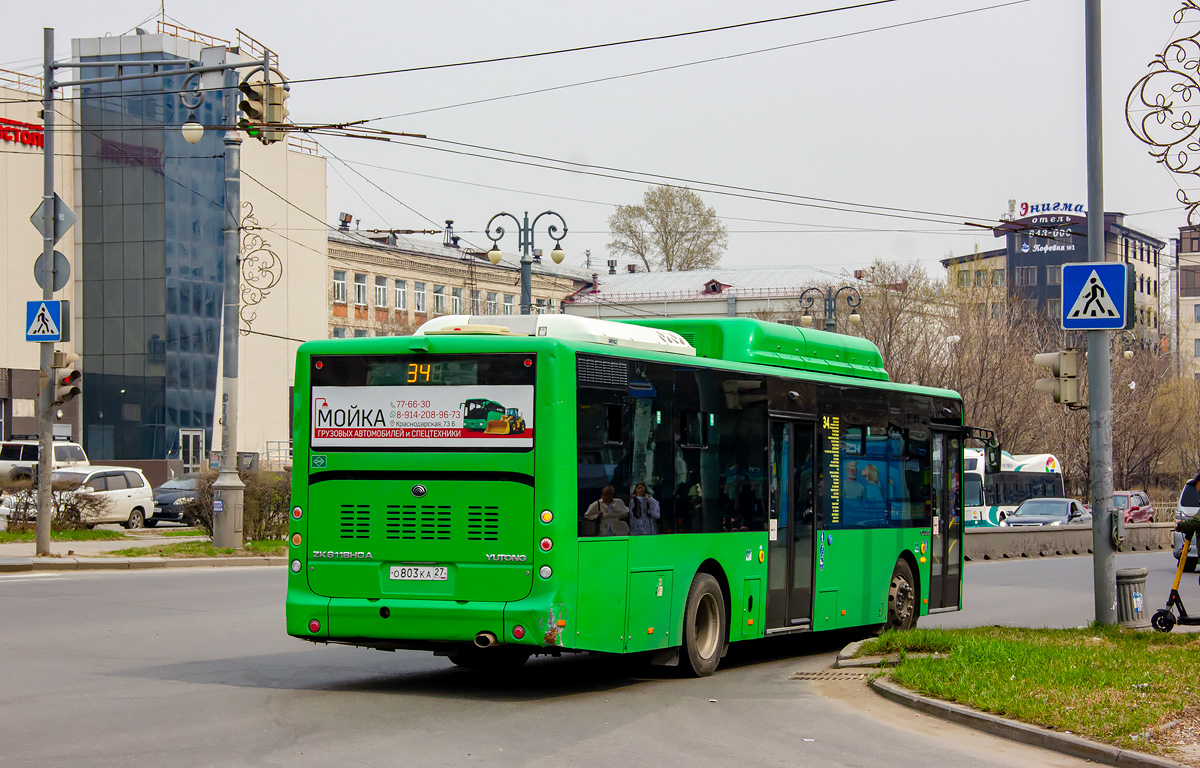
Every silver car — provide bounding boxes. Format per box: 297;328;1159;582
1173;474;1199;573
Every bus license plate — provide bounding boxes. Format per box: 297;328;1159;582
390;565;448;581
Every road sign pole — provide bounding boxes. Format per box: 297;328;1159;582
1085;0;1117;625
35;28;55;557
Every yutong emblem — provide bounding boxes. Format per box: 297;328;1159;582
486;553;528;562
411;485;427;497
311;551;374;559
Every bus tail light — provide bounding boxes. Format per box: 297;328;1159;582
539;538;553;552
512;625;525;640
540;510;553;524
539;565;552;579
291;533;302;546
308;619;321;633
292;506;303;520
290;560;302;573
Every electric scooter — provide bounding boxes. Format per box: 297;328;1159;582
1151;532;1200;632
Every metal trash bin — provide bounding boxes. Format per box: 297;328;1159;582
1117;567;1150;629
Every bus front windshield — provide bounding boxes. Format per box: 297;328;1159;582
964;475;984;507
986;471;1064;506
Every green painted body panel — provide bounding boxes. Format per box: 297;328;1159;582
622;317;889;381
287;324;956;654
306;478;533;601
812;528;930;627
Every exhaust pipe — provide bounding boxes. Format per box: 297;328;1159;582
474;631;498;648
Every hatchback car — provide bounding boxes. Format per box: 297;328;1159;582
1174;474;1200;573
1114;491;1155;524
999;497;1091;527
148;474;200;526
51;467;155;529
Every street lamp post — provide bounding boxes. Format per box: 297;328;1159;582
485;211;567;315
798;285;863;333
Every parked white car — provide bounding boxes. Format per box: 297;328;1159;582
50;467;155;529
0;440;89;481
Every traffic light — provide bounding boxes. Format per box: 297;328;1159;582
1033;350;1080;405
264;82;290;144
237;72;289;145
52;351;81;405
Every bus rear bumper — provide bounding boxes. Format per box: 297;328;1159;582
288;592;509;647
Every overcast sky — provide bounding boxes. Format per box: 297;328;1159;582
0;0;1190;278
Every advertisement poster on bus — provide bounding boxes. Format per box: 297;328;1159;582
311;385;534;448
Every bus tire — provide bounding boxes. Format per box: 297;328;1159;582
886;559;918;632
682;572;726;677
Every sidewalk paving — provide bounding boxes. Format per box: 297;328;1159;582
0;531;207;559
0;529;287;572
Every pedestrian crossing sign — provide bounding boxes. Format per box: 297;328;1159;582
1060;263;1134;331
25;299;67;342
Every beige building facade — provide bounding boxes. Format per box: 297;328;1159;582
0;74;79;441
326;230;590;337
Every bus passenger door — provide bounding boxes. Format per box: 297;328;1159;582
765;419;816;630
928;432;963;611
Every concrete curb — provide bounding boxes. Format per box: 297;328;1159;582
869;677;1184;768
0;556;286;573
833;639;943;668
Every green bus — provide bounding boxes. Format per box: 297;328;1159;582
288;315;965;676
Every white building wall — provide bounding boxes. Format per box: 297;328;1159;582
211;139;326;460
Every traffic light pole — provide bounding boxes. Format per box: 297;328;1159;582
35;28;55;556
1085;0;1118;625
212;132;244;549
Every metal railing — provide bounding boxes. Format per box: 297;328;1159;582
0;67;42;93
264;440;293;471
155;20;231;48
287;135;318;155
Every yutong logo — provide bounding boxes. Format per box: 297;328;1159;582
486;553;528;562
311;551;374;559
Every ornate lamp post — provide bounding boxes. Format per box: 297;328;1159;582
485;211;567;315
798;286;863;333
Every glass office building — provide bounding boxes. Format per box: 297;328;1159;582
77;36;233;464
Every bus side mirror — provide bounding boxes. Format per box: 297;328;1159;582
985;440;1002;475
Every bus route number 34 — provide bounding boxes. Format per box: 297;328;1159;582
390;565;449;581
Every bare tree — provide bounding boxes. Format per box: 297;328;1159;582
607;186;727;271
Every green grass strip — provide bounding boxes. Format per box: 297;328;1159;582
0;530;129;543
107;540;287;558
866;626;1200;756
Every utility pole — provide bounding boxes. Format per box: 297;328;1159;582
212;130;244;550
1085;0;1118;625
35;28;55;556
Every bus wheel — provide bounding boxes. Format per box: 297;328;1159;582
682;573;726;677
448;646;531;670
886;559;918;632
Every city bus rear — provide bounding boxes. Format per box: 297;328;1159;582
287;341;547;651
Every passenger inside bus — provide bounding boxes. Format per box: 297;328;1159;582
584;485;629;536
628;482;660;535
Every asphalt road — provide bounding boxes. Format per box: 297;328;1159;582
0;552;1185;768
